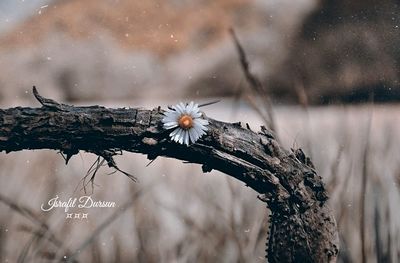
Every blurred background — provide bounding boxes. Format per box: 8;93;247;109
0;0;399;262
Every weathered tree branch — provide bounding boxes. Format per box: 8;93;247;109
0;87;338;262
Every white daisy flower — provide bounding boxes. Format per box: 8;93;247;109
162;101;209;146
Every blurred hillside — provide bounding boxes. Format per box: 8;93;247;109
271;0;400;104
0;0;313;103
0;0;398;104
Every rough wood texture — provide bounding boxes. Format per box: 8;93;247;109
0;88;339;262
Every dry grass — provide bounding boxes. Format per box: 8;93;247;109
0;101;399;262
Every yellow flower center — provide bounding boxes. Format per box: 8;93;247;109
178;114;193;130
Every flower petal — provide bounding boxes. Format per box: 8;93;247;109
163;122;178;129
163;117;177;124
173;105;182;114
163;111;180;120
192;103;199;113
169;128;180;138
184;130;190;146
172;128;182;142
164;125;178;130
178;130;185;144
163;108;173;113
192;112;202;118
178;102;186;113
193;123;206;136
175;102;186;114
186;101;194;114
188;128;198;143
194;118;208;127
171;128;182;141
163;117;178;124
197;121;205;132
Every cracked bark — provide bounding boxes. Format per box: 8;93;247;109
0;88;339;262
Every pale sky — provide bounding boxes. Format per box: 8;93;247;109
0;0;52;34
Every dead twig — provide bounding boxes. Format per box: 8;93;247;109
229;28;278;138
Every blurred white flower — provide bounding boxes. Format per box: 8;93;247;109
162;102;209;146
